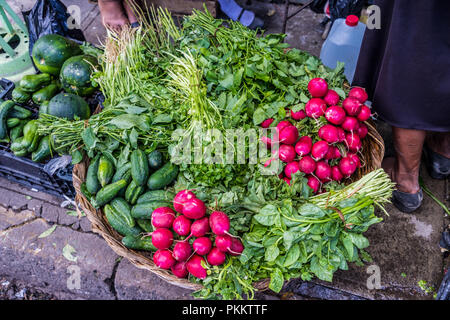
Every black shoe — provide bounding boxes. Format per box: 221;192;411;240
248;16;265;30
392;189;423;213
423;144;450;180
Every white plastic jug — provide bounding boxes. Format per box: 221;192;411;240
320;15;366;84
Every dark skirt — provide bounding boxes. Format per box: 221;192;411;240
352;0;450;132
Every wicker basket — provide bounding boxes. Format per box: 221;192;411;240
72;120;384;292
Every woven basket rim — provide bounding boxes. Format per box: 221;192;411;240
72;120;384;292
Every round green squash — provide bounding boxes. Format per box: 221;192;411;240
60;55;98;96
32;34;82;76
47;92;90;120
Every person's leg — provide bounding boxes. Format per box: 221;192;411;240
123;0;139;26
383;127;426;212
423;131;450;179
427;132;450;158
217;0;264;29
98;0;129;31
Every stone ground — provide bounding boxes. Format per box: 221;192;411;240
1;0;449;300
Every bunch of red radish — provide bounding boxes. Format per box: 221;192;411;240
261;77;371;194
150;190;243;280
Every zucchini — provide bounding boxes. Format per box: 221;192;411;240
11;87;31;104
131;149;149;186
137;190;175;204
147;163;179;190
122;235;156;251
93;179;127;208
86;155;101;195
97;155;115;187
131;201;172;219
19;73;52;92
104;204;142;237
110;197;135;227
148;150;163;170
0;101;15;139
8;105;32;119
31;136;52;162
136;219;153;232
32;82;60;104
124;180;145;205
7;118;20;128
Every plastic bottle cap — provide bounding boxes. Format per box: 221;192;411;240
345;15;359;27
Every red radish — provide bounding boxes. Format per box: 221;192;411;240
335;127;345;142
228;237;244;256
261;135;272;148
193;237;212;255
284;161;300;179
182;197;206;219
283;177;291;185
295;136;312;156
278;144;296;163
305;98;327;118
331;166;344;182
291;109;307;120
325;145;340;160
339;156;357;177
345;133;362;152
186;255;207;279
261;118;274;128
357;105;371;122
341;116;360;132
173;215;191;236
207;247;227;266
315;161;332;182
357;122;368;138
153;249;176;269
325;106;346;125
307;175;320;193
191;217;210;237
298;155;316;174
307;78;328;98
323;89;340;106
215;234;232;252
173;190;196;213
348;87;368;103
172;241;192;261
151;207;175;228
171;261;188;278
151;228;173;250
276;120;292;133
318;124;339;143
279;125;299;145
311;140;330;160
348;153;362;168
209;211;230;236
342;97;362;116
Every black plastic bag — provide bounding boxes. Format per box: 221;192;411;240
22;0;86;56
310;0;368;21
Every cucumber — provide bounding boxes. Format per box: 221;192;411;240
27;133;41;153
32;82;60;104
148;150;163;170
39;101;49;116
19;73;52;92
11;87;31;104
80;182;93;202
104;204;142;237
94;179;127;208
110;197;135;227
131;201;172;219
137;190;175;204
112;162;132;197
147;163;179;190
21;120;38;148
136;219;154;232
14;148;28;157
10;137;25;152
0;101;15;139
97;155;115;187
122;235;156;251
124;180;145;205
31;136;52;162
86;155;101;194
7;118;20;128
9;120;26;142
8;106;32;119
131;149;149;186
